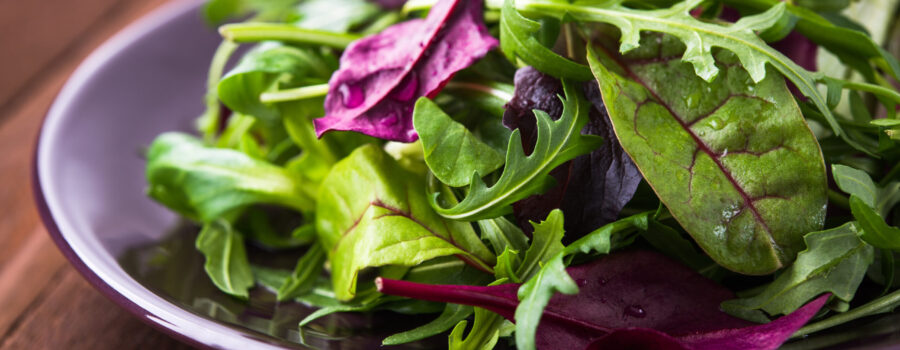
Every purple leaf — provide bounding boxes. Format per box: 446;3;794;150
377;250;829;350
504;67;641;236
315;0;497;142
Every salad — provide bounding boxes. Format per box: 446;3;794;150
143;0;900;349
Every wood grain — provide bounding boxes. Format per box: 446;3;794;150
0;0;195;348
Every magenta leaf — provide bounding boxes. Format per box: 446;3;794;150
315;0;497;142
377;250;829;350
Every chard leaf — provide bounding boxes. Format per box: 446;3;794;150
195;220;255;299
378;250;829;350
383;303;473;345
414;98;504;187
145;133;315;222
276;243;327;300
520;0;860;152
587;34;827;275
431;82;603;221
315;144;495;300
315;0;497;142
721;223;873;317
505;67;642;236
499;0;592;80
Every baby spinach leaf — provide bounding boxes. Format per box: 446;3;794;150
414;97;504;187
383;303;473;345
587;34;827;275
721;223;873;317
195;220;255;299
431;82;603;221
378;250;830;350
314;0;497;142
276;243;327;300
145;133;315;222
316;144;495;300
499;0;592;80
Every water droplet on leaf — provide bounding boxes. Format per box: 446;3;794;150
577;279;588;287
624;305;646;318
391;73;419;101
709;117;724;130
339;83;365;108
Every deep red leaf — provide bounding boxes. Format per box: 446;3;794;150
315;0;497;142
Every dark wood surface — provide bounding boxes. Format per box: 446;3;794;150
0;0;193;348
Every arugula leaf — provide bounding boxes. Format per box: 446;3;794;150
721;223;873;317
314;0;497;142
851;197;900;251
315;144;495;300
431;81;602;221
588;34;828;274
195;220;255;299
499;0;592;80
519;0;862;152
477;216;529;259
414;98;505;187
833;164;900;219
145;133;315;222
384;303;473;345
276;243;327;300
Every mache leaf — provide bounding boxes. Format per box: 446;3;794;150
414;98;504;187
315;0;497;142
587;34;827;274
315;144;495;300
431;81;603;221
145;132;315;222
721;223;873;317
195;220;255;299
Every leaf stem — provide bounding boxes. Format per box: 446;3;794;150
260;84;330;103
198;40;238;142
792;288;900;338
880;162;900;187
219;23;360;49
444;81;514;101
825;77;900;107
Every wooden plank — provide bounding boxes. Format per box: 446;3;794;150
0;267;193;350
0;228;67;337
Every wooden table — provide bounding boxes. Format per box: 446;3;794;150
0;0;192;348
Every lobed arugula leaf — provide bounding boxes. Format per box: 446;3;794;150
721;223;873;317
431;81;603;221
145;132;315;222
315;144;495;300
414;98;505;187
499;0;592;80
195;220;255;299
588;34;827;275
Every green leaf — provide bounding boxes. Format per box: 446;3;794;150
293;0;380;33
414;98;505;187
477;216;529;258
516;210;566;280
431;81;602;221
851;196;900;251
521;0;862;153
218;42;332;126
383;303;473;345
145;133;315;222
195;220;255;299
833;164;878;208
587;35;827;275
276;243;327;300
500;0;592;80
202;0;297;24
316;144;495;300
721;223;873;316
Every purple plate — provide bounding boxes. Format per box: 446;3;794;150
33;1;441;349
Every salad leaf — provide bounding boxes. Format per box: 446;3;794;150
499;0;592;80
293;0;381;32
145;132;315;222
414;97;504;187
851;197;900;251
721;223;873;317
833;164;900;219
383;303;473;345
431;81;603;221
315;144;495;300
314;0;498;142
587;34;827;275
276;243;327;300
195;220;255;299
378;250;830;350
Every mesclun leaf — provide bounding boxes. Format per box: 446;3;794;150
293;0;380;33
587;34;827;275
384;303;473;345
378;250;830;350
506;67;642;236
721;223;873;317
145;132;315;222
195;220;255;299
851;197;900;251
833;164;878;208
315;144;495;300
499;0;592;80
431;81;603;221
314;0;497;142
276;243;327;300
414;98;504;187
518;0;861;153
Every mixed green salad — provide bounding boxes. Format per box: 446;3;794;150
144;0;900;348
